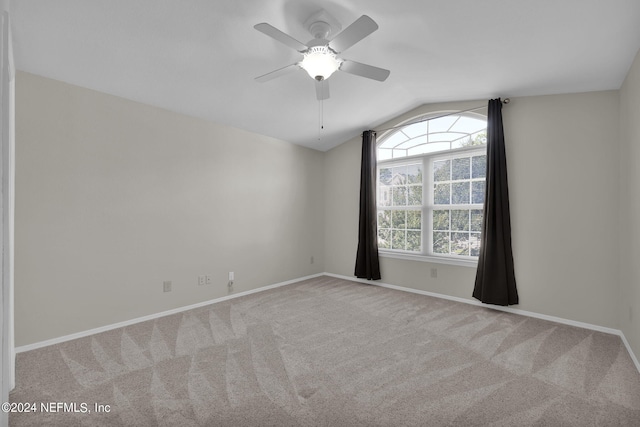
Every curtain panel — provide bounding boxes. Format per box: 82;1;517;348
472;99;518;305
354;130;381;280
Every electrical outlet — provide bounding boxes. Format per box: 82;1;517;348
228;271;235;288
163;281;172;292
198;275;206;286
206;275;212;285
310;256;314;264
430;268;437;278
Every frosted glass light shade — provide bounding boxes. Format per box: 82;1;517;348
300;46;341;81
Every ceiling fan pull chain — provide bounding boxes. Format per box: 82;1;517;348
318;95;322;140
317;83;325;141
321;85;324;130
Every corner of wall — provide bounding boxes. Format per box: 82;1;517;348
14;72;327;346
618;46;640;363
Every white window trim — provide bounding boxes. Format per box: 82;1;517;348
379;251;478;267
377;140;486;266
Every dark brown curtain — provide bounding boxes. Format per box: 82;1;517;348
354;130;381;280
473;99;518;305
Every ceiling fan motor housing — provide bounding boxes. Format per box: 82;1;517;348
308;20;331;39
304;9;342;39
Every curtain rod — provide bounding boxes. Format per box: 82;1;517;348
367;98;510;136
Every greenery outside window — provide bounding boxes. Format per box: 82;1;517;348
377;112;487;263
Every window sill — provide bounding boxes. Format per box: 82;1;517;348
379;251;478;268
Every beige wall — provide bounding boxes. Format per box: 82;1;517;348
15;71;325;346
620;48;640;358
324;93;621;329
15;65;636;349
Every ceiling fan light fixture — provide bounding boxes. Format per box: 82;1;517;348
300;46;342;81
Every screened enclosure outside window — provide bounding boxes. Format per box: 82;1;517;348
377;113;487;260
377;163;423;251
431;152;486;257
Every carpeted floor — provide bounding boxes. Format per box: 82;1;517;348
9;276;640;426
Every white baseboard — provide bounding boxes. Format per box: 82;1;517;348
619;332;640;374
15;273;324;354
15;271;640;375
324;272;640;373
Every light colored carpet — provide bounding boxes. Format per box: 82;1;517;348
9;276;640;426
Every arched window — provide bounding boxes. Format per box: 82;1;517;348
376;112;487;262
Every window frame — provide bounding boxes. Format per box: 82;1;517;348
376;113;487;268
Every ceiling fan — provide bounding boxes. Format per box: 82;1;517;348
254;12;390;100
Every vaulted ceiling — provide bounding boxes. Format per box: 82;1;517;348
9;0;640;151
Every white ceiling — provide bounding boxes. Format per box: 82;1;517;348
9;0;640;151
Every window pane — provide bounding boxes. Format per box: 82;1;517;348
407;210;421;229
450;116;487;135
470;233;481;256
433;160;450;182
378;229;391;249
428;115;458;133
392;210;406;228
407;164;422;184
402;121;428;138
379;168;392;185
471;132;487;146
407;231;421;252
431;131;466;144
409;142;451;156
451;209;469;231
392;229;405;250
452;232;470;256
392;187;407;206
433;210;449;231
452;182;470;204
471;209;483;232
392;149;408;159
392;166;407;185
434;183;450;204
408;186;422;205
472;155;487;178
379;185;391;206
433;232;449;254
379;131;408;149
452;157;470;180
472;181;485;204
451;135;475;149
378;149;392;161
397;135;428;150
378;210;391;229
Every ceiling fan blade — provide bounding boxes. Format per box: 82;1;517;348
340;60;390;82
255;63;300;82
328;15;378;53
254;23;308;52
315;79;330;100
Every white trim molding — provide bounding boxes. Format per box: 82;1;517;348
324;272;640;373
15;273;324;353
380;251;478;268
15;271;640;375
1;11;14;427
